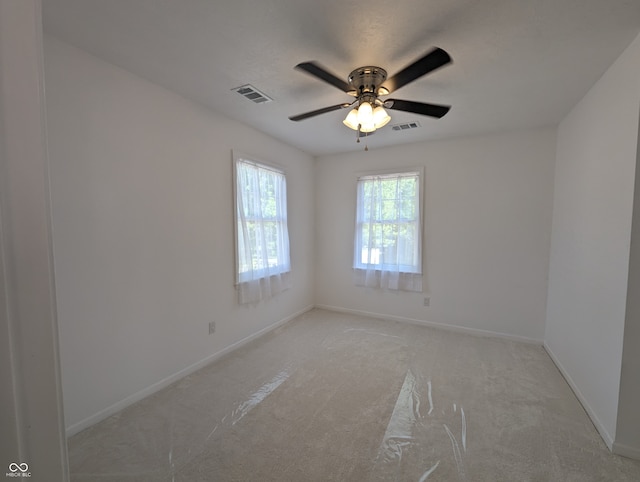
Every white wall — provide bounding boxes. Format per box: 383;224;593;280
545;32;640;451
0;1;68;477
315;128;556;342
615;106;640;458
43;37;315;433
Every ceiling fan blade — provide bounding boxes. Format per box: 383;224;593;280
381;48;451;94
385;99;451;118
289;103;352;121
295;61;352;93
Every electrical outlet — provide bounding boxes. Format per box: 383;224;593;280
208;321;216;335
423;297;430;307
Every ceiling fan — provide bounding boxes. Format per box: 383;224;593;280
289;47;452;136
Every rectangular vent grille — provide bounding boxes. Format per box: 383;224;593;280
391;121;421;131
232;84;273;104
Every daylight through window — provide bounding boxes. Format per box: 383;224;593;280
354;169;423;292
234;155;291;303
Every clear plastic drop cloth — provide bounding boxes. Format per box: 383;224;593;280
66;309;640;482
369;368;470;481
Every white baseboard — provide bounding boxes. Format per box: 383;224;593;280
543;342;615;451
65;305;314;437
612;442;640;461
314;304;543;345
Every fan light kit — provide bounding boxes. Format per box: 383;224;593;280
289;47;452;146
342;66;391;133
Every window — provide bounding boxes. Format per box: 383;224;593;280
234;153;291;304
353;169;423;292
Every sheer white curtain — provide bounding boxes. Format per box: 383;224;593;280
353;170;423;292
235;156;291;304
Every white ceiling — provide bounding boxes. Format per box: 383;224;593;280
42;0;640;156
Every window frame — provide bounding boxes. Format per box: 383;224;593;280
232;151;291;285
353;166;424;275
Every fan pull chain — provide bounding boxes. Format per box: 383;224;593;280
355;124;369;151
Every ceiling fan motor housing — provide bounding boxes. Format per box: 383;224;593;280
348;66;387;97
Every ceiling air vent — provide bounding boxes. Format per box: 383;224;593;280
391;121;421;131
232;84;273;104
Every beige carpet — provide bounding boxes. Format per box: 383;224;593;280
68;309;640;481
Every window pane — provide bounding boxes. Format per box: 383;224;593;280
381;200;397;221
235;159;290;282
355;172;420;273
